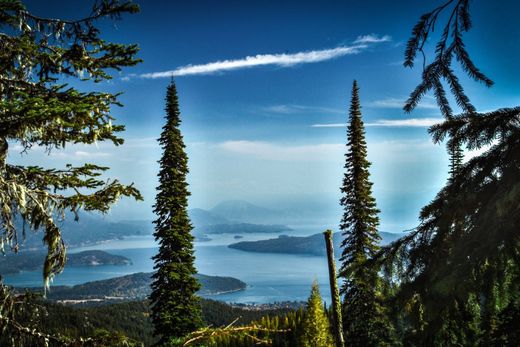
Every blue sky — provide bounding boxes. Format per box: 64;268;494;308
11;1;520;232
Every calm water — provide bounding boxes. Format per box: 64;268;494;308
3;225;337;304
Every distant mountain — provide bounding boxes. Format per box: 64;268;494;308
199;223;292;234
0;250;131;275
211;200;284;224
32;272;246;300
229;231;404;256
189;204;292;239
189;208;231;226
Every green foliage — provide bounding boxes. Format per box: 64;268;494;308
338;81;393;346
491;301;520;346
382;109;520;343
0;0;141;344
379;2;520;344
202;307;305;347
0;281;145;346
149;82;202;344
0;297;302;346
0;0;142;288
300;281;333;347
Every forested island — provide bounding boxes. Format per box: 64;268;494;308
228;231;402;256
17;272;247;302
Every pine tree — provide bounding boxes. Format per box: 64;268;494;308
301;280;334;347
338;80;392;346
150;81;202;345
379;1;520;343
0;1;142;343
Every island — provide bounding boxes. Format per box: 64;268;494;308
22;272;247;302
228;231;403;256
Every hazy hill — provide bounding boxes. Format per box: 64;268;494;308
189;203;292;239
210;200;284;224
188;208;231;226
0;250;131;275
199;223;292;234
229;231;403;256
17;212;151;251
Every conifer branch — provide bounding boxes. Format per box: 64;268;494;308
404;0;493;116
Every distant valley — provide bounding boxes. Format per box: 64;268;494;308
229;231;403;256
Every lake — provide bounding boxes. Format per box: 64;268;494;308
2;225;338;304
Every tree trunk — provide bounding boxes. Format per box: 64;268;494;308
324;229;345;347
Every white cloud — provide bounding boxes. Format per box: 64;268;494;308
311;123;347;128
217;140;344;161
138;45;367;79
368;97;437;109
262;104;343;115
312;118;443;128
353;34;392;44
366;118;443;127
72;150;112;158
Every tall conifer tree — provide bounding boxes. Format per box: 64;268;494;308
338;81;392;346
150;82;202;345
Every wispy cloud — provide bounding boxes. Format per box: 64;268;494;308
367;97;437;109
366;118;443;127
312;118;443;128
353;34;392;44
139;45;368;79
262;104;343;115
311;123;347;128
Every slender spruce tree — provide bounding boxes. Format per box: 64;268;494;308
338;80;392;346
301;280;334;347
150;81;202;345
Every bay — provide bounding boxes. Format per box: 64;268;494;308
2;226;337;304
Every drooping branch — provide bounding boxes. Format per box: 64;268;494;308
404;0;493;118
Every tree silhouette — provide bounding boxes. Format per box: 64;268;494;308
338;81;393;346
379;1;520;343
150;82;202;345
